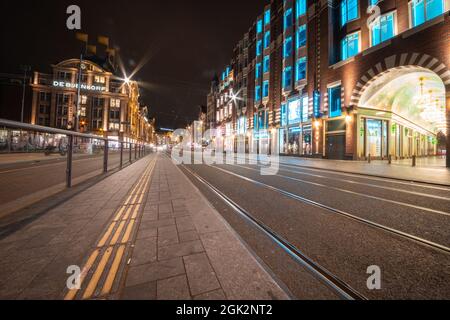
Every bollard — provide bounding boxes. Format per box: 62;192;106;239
368;154;371;164
103;140;109;173
412;155;416;167
388;154;392;165
66;135;74;188
120;142;124;169
129;143;132;163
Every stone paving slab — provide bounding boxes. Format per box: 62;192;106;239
0;156;153;300
123;155;289;300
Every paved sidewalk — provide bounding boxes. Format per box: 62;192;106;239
120;155;288;300
0;153;288;300
277;156;450;186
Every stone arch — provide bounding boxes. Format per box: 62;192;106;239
350;53;450;108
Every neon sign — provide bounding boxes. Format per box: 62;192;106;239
53;81;106;92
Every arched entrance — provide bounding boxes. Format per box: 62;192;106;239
356;67;446;161
350;53;450;166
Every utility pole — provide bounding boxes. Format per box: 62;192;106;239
20;65;31;123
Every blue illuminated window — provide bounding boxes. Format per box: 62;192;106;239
257;19;263;34
282;67;292;89
284;36;293;58
255;63;262;79
296;0;307;17
340;0;359;27
264;31;271;49
256;40;262;56
296;24;307;48
263;55;270;73
295;57;307;81
263;80;269;98
255;85;261;102
369;0;380;6
410;0;445;27
371;12;395;46
264;9;271;25
341;32;360;60
328;86;342;118
284;8;293;29
281;104;287;126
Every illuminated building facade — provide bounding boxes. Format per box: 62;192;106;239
208;0;450;166
30;58;155;144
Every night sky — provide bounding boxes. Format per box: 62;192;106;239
0;0;268;129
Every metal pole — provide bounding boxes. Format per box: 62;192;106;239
20;66;30;123
103;140;109;173
129;143;132;163
135;143;137;160
120;142;123;169
75;54;83;132
66;135;74;188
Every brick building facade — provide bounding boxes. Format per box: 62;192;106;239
207;0;450;166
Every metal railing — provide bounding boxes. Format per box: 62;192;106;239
0;118;152;188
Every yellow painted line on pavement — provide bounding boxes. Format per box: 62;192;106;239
64;249;100;300
68;157;157;300
97;222;117;248
113;206;127;222
121;220;136;244
110;221;126;245
82;247;113;300
101;245;126;296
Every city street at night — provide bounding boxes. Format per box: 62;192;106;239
0;0;450;311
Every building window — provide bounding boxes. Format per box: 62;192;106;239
328;86;342;118
295;57;307;81
256;40;263;56
58;72;71;81
263;80;269;98
284;36;293;58
370;11;396;46
110;98;121;108
410;0;445;27
296;24;307;48
263;55;270;73
264;31;271;49
39;92;51;102
255;63;262;79
283;67;293;89
340;0;359;26
302;96;310;122
257;19;263;34
297;0;307;17
81;95;88;105
281;104;288;127
284;8;293;29
94;75;106;84
264;9;271;25
341;31;360;60
255;85;261;102
369;0;380;6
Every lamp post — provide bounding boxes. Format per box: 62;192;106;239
20;65;31;123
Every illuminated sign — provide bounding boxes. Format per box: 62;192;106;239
53;81;106;92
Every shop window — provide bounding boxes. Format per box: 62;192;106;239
370;11;395;46
302;96;309;122
328;86;342;118
288;99;301;125
281;104;288;127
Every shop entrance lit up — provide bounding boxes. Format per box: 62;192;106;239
357;67;446;160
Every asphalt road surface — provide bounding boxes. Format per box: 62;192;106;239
180;159;450;300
